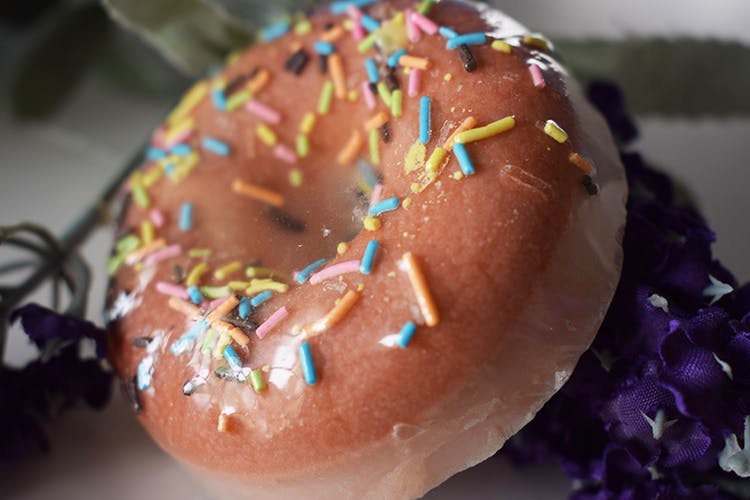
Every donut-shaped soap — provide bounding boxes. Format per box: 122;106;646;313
106;1;627;497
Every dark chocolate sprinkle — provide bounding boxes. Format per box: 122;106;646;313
126;375;142;414
267;207;307;233
172;265;185;283
132;336;153;348
368;82;378;95
458;44;477;72
379;122;392;143
385;70;399;91
284;48;310;75
324;22;334;30
583;175;599;195
318;53;329;74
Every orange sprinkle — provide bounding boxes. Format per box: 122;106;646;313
247;69;270;94
320;25;345;43
304;290;360;336
125;238;166;265
364;111;390;131
168;297;201;319
217;413;230;433
337;130;364;165
213;320;250;346
569;152;594;176
402;252;439;327
207;295;240;324
231;179;285;207
443;116;478;149
399;55;432;70
329;53;347;99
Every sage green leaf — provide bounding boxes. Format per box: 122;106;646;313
557;39;750;117
10;4;112;121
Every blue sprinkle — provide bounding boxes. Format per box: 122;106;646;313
387;49;408;68
171;143;192;156
136;357;153;390
360;240;379;275
358;160;379;188
296;258;327;284
453;142;476;175
202;136;230;156
360;14;380;32
446;32;487;50
299;341;317;385
187;285;203;305
419;96;431;145
179;202;193;231
250;290;273;308
330;0;377;14
164;162;176;175
223;345;243;371
260;21;291;42
397;321;417;348
211;89;226;110
239;297;250;319
170;319;209;355
315;40;335;55
365;58;379;83
146;147;166;161
369;197;400;216
439;26;458;39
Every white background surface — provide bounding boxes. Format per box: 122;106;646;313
1;1;749;498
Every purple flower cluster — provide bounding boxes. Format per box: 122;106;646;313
503;83;750;498
0;304;111;461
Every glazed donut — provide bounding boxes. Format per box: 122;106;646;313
106;0;627;498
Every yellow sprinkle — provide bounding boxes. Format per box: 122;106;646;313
140;220;155;245
141;166;163;188
226;89;251;111
376;81;392;107
402;252;439;327
245;278;289;295
214;261;242;280
523;34;551;51
369;128;380;166
131;183;150;209
300;112;316;134
402;197;412;208
200;328;218;355
399;55;431;70
189;248;211;258
245;266;282;278
320;25;345;43
348;89;359;102
364;111;389;131
404;142;426;173
337;130;363;166
289;168;304;187
294;19;312;35
296;135;310;158
318;81;335;115
569;153;594;175
168;152;199;183
455;116;516;144
167;81;208;124
329;53;347;99
358;32;377;53
544;119;569;143
343;19;354;30
213;331;232;359
231;179;285;207
225;50;242;66
304;290;360;336
452;171;465;180
363;215;381;231
391;89;403;118
247;69;270;94
356;179;373;196
164;116;195;147
186;262;210;287
443;73;453;82
443;116;478;149
256;124;278;146
337;242;349;255
491;40;512;53
356;283;365;292
228;281;251;290
426;147;448;173
410;182;421;193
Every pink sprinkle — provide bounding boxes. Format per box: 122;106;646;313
408;68;421;97
255;306;289;339
245;100;282;124
150;209;165;227
156;281;189;300
209;296;231;311
369;183;383;209
273;144;297;164
151;127;167;149
529;64;546;89
346;4;362;21
362;81;376;110
164;127;194;150
411;12;438;35
309;260;361;285
406;10;421;43
352;21;366;41
145;244;181;265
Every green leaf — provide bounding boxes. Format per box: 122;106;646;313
557;38;750;117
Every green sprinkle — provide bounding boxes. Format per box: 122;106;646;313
131;184;150;209
200;286;232;299
296;134;310;158
201;328;218;355
294;20;312;35
189;248;211;258
376;81;392;107
250;369;266;393
417;0;435;14
289;168;304;187
116;234;141;254
391;89;403;117
107;254;125;276
226;89;252;111
318;81;334;114
369;128;380;165
358;32;377;53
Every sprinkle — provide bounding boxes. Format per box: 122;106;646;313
439;26;458;39
330;0;377;14
200;286;232;300
346;4;363;20
226;89;252;112
318;53;329;74
360;14;380;32
305;290;360;336
402;252;439;327
171;143;192;156
231;179;285;207
447;33;487;50
187;285;203;304
247;69;271;94
363;215;381;231
146;147;167;162
491;40;512;53
337;130;364;166
329;54;347;99
398;55;431;70
294;19;312;35
179;202;193;231
369;128;380;165
273;144;297;164
164;117;195;148
443;116;478;149
351;21;366;41
583;176;599;196
411;11;438;34
202;136;230;156
298;341;317;385
284;48;310;75
216;321;250;346
369;183;383;208
544;119;568;143
523;34;552;51
125;239;166;266
256;306;289;339
419;96;432;144
314;40;335;55
239;297;250;319
131;183;150;209
455;116;515;144
245;266;282;279
391;89;403;117
360;240;379;275
246;100;282;124
145;244;181;265
376;82;392;107
408;68;421;97
167;297;201;318
296;258;327;284
318;81;335;114
250;369;266;393
453;142;476;175
250;290;273;307
140;220;155;245
426;147;448;173
357;32;377;53
260;21;290;42
396;321;417;348
310;260;361;285
296;135;310;158
337;242;349;255
214;261;242;280
458;45;477;72
385;70;399;91
358;160;380;188
406;10;421;43
299;112;316;135
256;124;278;146
245;279;288;295
186;262;210;287
166;81;208;124
379;122;391;143
569;153;595;176
320;25;345;43
388;49;408;68
369;197;400;216
156;282;189;300
223;345;243;371
365;58;379;83
364;111;390;131
529;64;546;89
